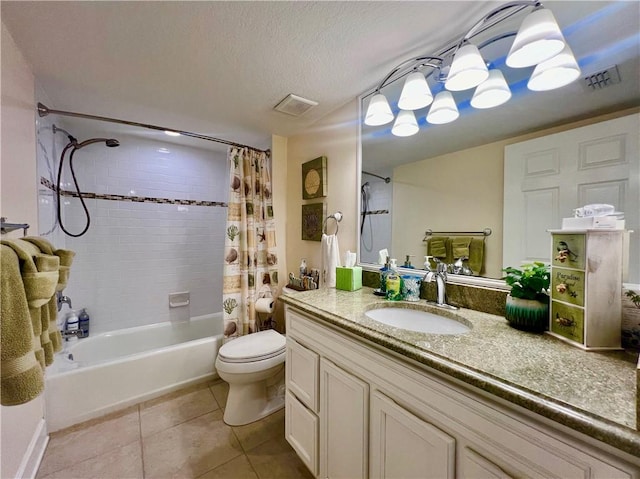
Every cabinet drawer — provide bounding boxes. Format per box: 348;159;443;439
551;233;585;270
550;301;584;344
286;337;319;412
285;391;318;477
551;267;585;307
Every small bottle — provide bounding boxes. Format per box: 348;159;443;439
403;255;415;268
65;310;79;342
386;259;404;301
424;256;433;272
300;259;307;277
79;308;90;338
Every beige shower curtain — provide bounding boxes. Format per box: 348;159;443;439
222;147;278;339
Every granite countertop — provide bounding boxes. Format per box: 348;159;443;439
280;287;640;457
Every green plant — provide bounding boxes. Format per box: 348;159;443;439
502;262;550;301
626;290;640;309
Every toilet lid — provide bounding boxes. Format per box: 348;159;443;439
218;329;286;363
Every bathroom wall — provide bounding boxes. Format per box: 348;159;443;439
1;20;47;479
286;100;358;280
36;126;229;333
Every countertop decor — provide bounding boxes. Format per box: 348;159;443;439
280;287;640;457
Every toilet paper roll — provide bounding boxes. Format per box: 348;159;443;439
255;298;274;314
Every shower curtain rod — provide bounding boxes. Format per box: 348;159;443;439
37;103;269;153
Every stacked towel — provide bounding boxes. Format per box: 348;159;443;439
451;236;472;259
321;233;341;288
468;238;485;276
1;245;45;405
427;237;448;258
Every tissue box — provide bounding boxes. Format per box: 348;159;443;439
561;216;622;229
335;267;362;291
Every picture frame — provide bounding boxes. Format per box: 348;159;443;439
302;156;327;199
301;203;325;241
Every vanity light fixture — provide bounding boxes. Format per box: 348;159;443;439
363;0;580;136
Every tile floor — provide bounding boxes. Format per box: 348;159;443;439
36;380;314;479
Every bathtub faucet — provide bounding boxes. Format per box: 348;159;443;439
57;291;72;311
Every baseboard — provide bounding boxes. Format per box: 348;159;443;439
15;418;49;479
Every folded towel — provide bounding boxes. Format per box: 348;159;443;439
468;238;485;276
1;245;45;406
321;233;341;288
451;237;472;259
428;237;447;258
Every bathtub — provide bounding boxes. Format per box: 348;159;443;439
45;313;222;432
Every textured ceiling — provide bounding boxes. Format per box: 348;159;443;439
1;1;495;150
2;1;638;158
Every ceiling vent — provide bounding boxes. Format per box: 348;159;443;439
274;94;318;117
583;65;621;90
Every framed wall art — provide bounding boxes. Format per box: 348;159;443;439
301;202;325;241
302;156;327;199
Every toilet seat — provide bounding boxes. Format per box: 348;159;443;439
218;329;285;363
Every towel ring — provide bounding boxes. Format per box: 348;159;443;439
323;211;342;235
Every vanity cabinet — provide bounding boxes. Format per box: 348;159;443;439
285;305;638;479
549;230;624;349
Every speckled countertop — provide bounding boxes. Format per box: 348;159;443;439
280;287;640;457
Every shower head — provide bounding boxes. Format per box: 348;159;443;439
361;181;370;192
74;137;120;149
384;177;391;183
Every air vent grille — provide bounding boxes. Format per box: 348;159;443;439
583;65;621;90
274;94;318;117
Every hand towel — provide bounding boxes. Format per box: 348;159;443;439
1;244;45;406
468;238;485;276
451;236;472;259
321;233;341;288
427;237;447;258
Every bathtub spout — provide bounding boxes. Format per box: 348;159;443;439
57;291;72;311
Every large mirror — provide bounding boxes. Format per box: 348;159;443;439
358;1;640;286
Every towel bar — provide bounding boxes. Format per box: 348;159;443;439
422;228;491;242
0;217;30;236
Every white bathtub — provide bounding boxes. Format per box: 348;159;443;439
45;313;222;432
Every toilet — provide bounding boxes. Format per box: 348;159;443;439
215;329;286;426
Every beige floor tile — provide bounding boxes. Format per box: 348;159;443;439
209;381;229;411
232;408;284;452
37;406;140;478
140;383;219;437
246;434;314;479
37;440;143;479
196;455;258;479
143;409;243;478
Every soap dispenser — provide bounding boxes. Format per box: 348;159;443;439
403;255;415;268
385;259;403;301
424;256;434;272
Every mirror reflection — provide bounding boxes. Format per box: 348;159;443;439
359;1;640;284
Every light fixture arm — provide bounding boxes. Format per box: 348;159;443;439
461;0;541;44
373;56;443;93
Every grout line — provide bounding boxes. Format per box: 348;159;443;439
137;404;147;479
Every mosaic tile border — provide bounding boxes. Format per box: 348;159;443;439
362;209;389;216
41;177;227;207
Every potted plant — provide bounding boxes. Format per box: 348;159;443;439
502;262;550;332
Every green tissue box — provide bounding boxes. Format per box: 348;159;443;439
335;267;362;291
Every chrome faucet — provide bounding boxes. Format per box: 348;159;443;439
423;260;458;310
57;291;72;311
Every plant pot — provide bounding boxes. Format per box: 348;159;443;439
505;295;549;332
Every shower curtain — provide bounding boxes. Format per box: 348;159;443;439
222;147;278;339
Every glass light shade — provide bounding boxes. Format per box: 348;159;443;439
398;71;434;110
527;45;581;91
364;93;394;126
471;69;512;109
391;109;419;137
444;43;489;91
426;91;459;124
506;8;566;68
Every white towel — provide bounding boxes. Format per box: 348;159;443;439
321;233;341;288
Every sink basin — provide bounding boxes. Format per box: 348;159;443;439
365;307;471;335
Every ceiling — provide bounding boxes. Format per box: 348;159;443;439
2;1;638;157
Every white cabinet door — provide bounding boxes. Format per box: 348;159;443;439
286;337;320;412
285;391;318;477
459;447;513;479
370;390;455;479
319;358;369;479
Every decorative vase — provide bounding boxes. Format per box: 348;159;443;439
505;295;549;332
